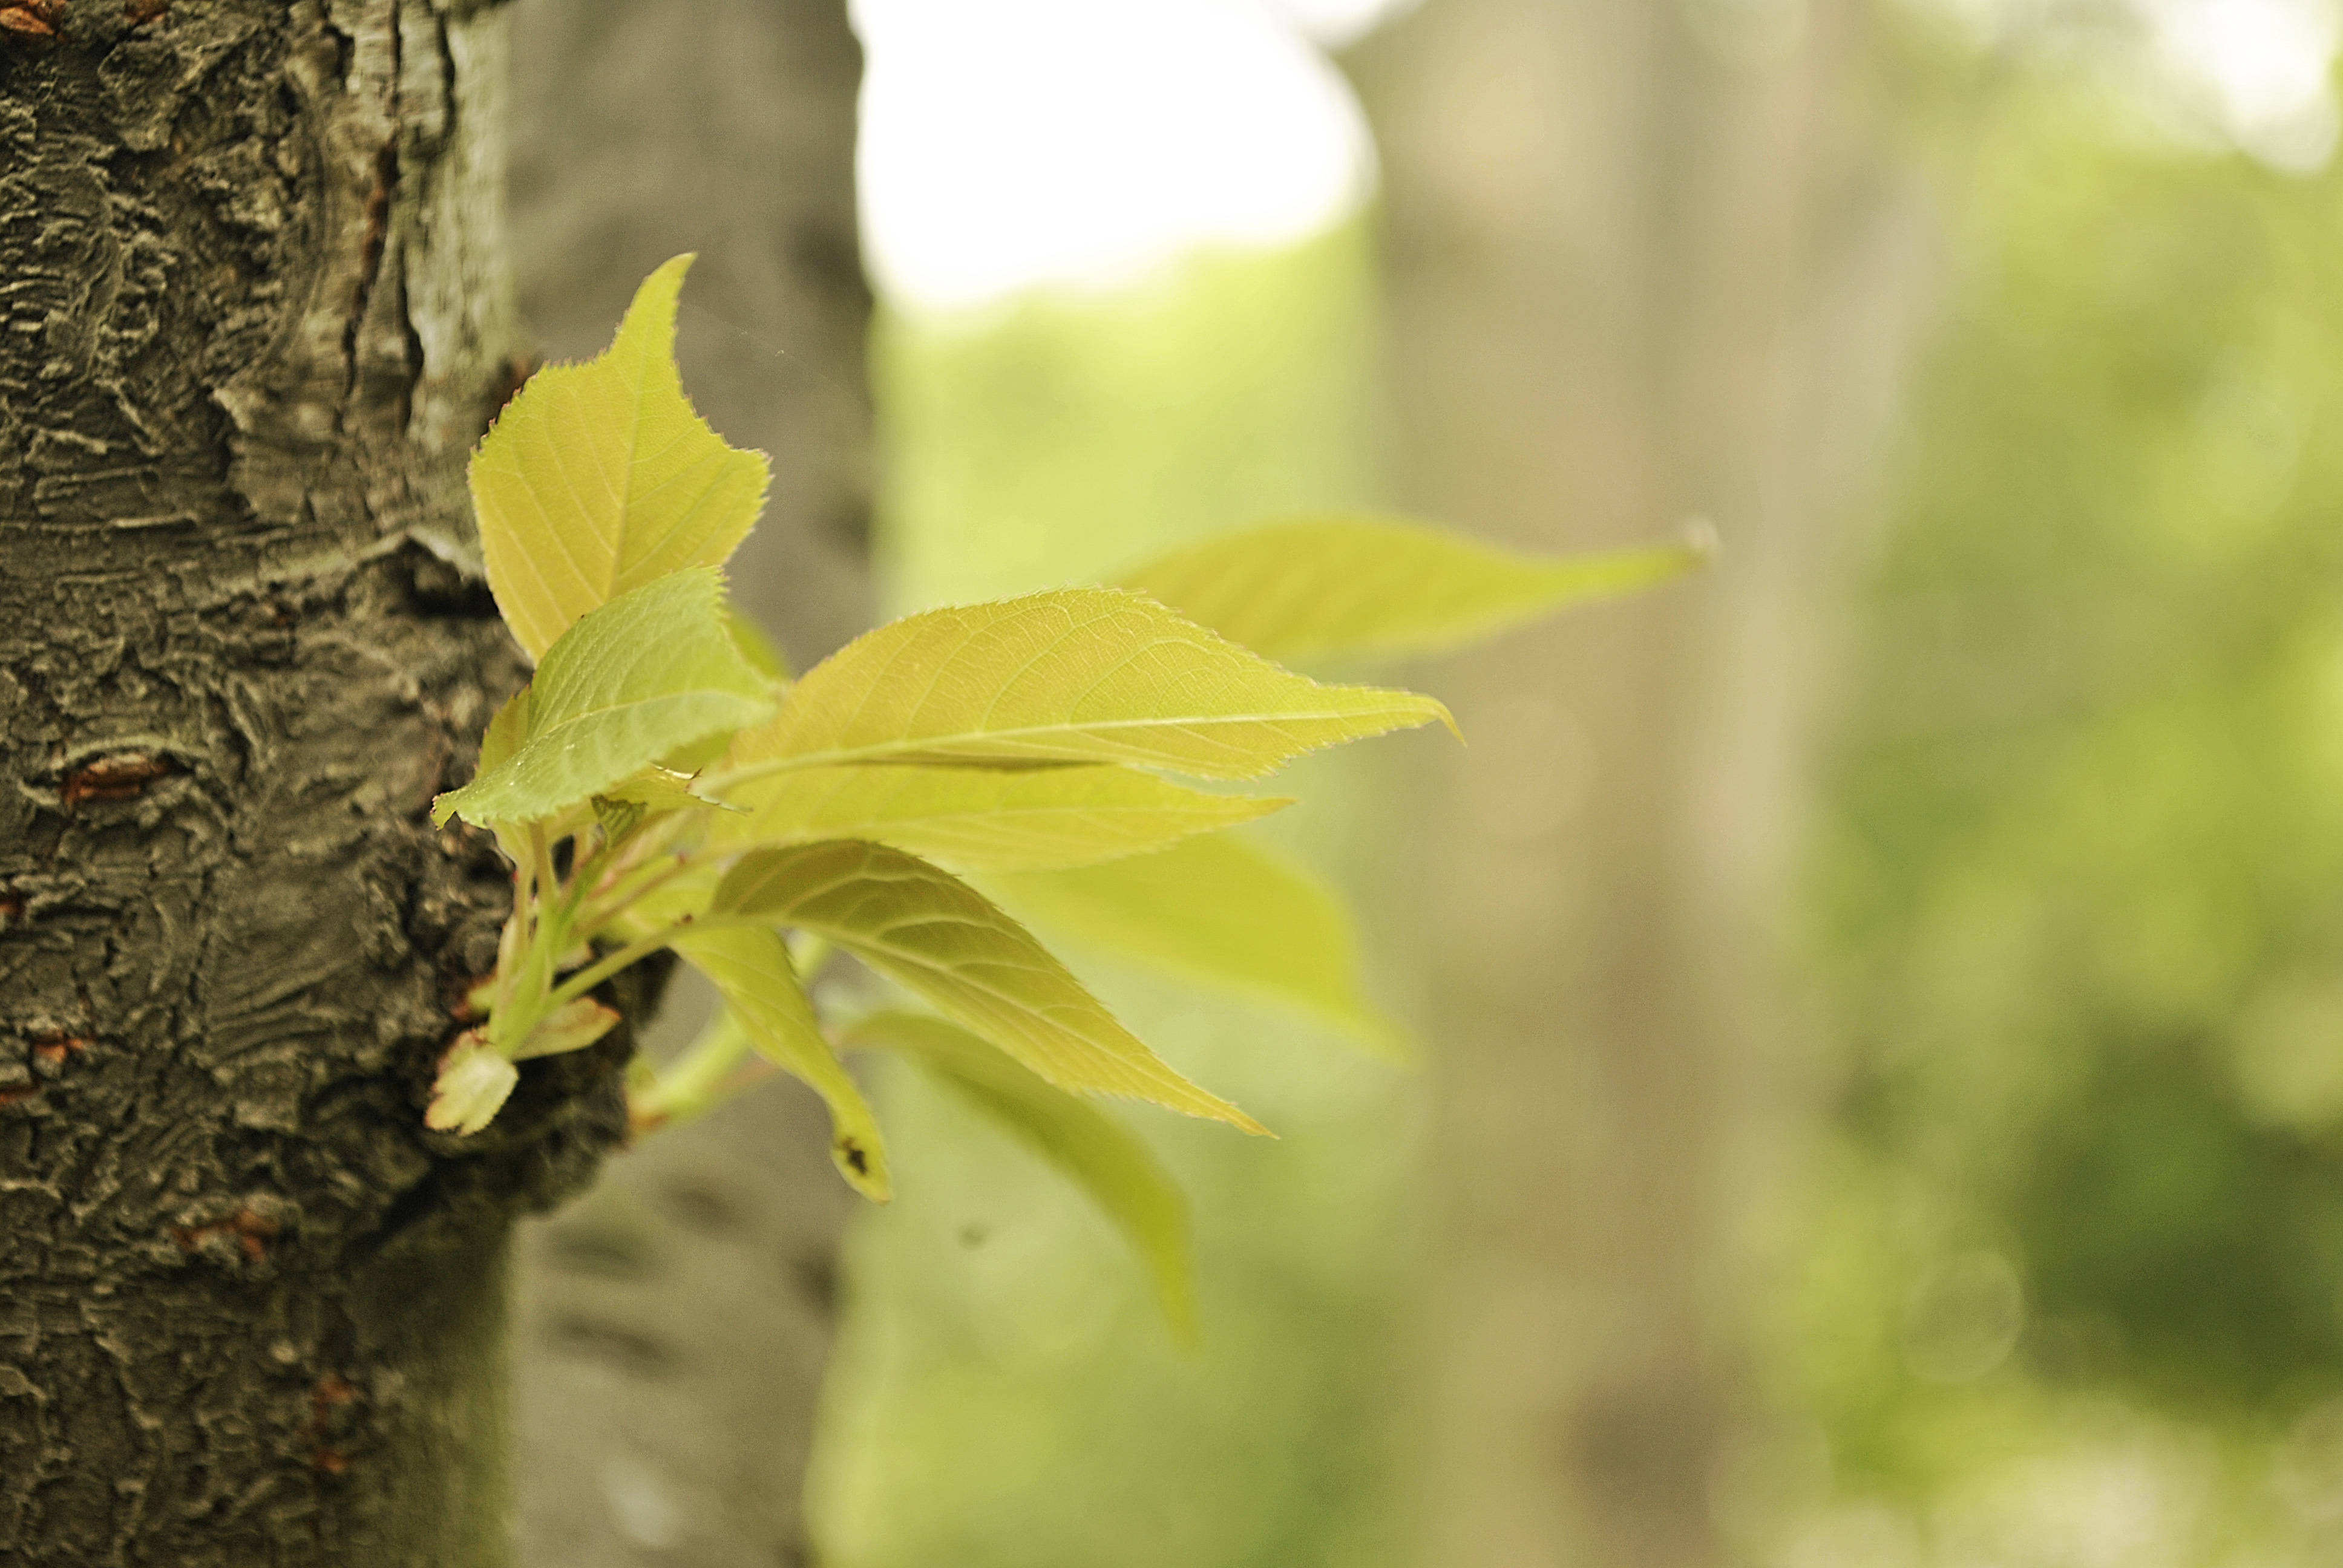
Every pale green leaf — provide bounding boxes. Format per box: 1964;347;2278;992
721;588;1451;783
477;685;532;776
509;997;619;1061
590;765;734;847
708;763;1289;872
661;599;781;774
845;1010;1193;1336
725;600;792;682
474;254;772;661
597;765;726;813
711;840;1265;1133
674;926;891;1199
1118;516;1711;664
982;832;1409;1059
434;568;776;828
471;687;537;857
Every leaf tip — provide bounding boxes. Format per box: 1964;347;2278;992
617;253;698;361
1218;1102;1275;1138
834;1134;893;1201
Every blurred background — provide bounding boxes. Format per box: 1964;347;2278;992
504;1;2343;1563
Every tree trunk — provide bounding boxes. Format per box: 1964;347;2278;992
1346;5;1926;1564
0;1;630;1563
501;4;873;1564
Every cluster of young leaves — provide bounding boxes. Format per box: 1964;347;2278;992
429;256;1703;1330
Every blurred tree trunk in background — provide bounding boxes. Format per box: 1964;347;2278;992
1346;4;1928;1563
503;3;874;1563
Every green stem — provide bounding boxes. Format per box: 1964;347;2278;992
577;853;696;941
543;915;772;1011
629;1014;775;1132
528;824;557;935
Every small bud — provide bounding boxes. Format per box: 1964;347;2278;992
426;1031;519;1135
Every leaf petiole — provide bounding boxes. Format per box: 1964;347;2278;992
628;1012;779;1134
543;914;774;1011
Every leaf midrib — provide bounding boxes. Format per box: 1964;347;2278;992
756;702;1438;774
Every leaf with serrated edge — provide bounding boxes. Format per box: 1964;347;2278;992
845;1010;1192;1336
981;832;1409;1059
709;763;1289;872
674;927;890;1199
1118;516;1710;664
711;840;1265;1132
721;588;1450;784
434;567;775;828
474;254;772;661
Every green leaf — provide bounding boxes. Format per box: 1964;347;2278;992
710;840;1265;1133
590;766;734;846
509;996;620;1061
474;254;772;661
722;588;1451;783
659;599;779;774
673;926;891;1200
708;763;1289;872
477;685;533;776
844;1010;1193;1338
982;832;1409;1059
724;600;792;682
434;567;777;828
1117;516;1711;664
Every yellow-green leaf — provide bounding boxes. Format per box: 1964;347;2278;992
844;1010;1193;1338
673;926;890;1199
708;763;1289;872
473;254;772;661
723;589;1451;783
710;840;1265;1133
601;768;708;811
1118;516;1710;664
983;832;1408;1059
509;996;620;1061
476;685;532;776
725;600;792;682
433;567;776;828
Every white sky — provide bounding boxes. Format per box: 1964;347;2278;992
851;0;1403;312
854;0;2342;314
2147;0;2341;169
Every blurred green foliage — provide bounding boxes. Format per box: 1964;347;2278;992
813;224;1421;1568
1771;60;2343;1558
813;38;2343;1562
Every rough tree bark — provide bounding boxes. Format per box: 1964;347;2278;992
1346;4;1925;1564
500;3;873;1564
0;1;639;1563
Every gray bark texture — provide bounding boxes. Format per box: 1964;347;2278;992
1347;4;1928;1564
0;1;657;1563
501;4;873;1565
